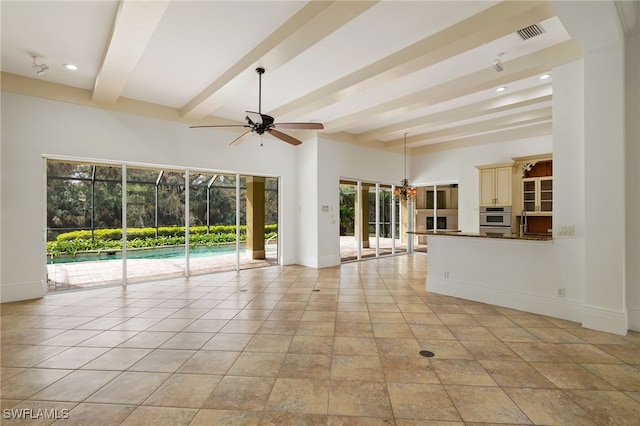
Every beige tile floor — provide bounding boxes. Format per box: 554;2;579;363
2;255;639;425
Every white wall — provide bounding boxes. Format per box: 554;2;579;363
550;59;587;305
0;92;298;302
581;42;627;331
295;136;320;267
411;136;553;232
552;0;631;333
625;22;640;332
312;137;404;268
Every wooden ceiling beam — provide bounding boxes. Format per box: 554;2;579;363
92;0;170;104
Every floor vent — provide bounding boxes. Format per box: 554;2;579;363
517;24;545;40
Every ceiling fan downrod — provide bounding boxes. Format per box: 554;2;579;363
256;67;265;114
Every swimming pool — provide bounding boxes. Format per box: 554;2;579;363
47;243;276;264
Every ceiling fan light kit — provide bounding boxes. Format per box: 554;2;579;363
191;67;323;146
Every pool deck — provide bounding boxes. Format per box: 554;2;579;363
46;236;423;292
47;252;277;292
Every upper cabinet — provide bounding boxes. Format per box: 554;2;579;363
522;176;553;215
477;164;513;206
513;155;553;217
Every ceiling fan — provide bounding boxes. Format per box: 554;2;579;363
190;67;324;146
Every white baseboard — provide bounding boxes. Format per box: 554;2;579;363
317;254;341;269
1;281;45;303
627;306;640;332
296;254;340;269
429;276;632;335
427;276;597;330
280;254;297;265
582;304;631;335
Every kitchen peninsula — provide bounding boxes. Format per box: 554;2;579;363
420;153;567;321
408;230;552;241
423;231;575;324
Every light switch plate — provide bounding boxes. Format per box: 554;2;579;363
557;225;575;235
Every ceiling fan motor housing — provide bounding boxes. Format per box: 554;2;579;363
246;113;275;134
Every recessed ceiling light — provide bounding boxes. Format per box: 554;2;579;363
539;73;551;80
496;86;507;92
63;63;78;71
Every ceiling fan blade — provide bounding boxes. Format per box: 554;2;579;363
229;130;254;147
268;129;302;146
246;111;263;125
273;122;324;130
190;124;249;129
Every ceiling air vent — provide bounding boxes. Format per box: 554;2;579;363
517;24;545;40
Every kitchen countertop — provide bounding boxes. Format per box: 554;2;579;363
407;230;553;241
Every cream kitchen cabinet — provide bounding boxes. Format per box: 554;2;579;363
478;165;512;206
522;177;552;215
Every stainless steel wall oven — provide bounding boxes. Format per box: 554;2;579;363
479;206;511;236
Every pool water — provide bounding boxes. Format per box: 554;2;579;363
47;243;275;264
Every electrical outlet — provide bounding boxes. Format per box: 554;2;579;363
556;288;565;297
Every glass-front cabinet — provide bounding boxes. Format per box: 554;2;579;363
522;176;552;215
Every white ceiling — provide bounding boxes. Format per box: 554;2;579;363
0;0;612;152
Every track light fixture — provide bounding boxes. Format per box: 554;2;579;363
492;53;504;73
32;55;49;76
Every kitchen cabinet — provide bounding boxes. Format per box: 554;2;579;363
522;177;552;215
478;165;512;206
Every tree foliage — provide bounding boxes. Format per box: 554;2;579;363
47;161;279;242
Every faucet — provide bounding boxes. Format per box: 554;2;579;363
519;208;528;237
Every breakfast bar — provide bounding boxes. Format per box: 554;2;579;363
416;230;575;322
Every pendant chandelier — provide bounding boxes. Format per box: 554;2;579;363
393;133;416;202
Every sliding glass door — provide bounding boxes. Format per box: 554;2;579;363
125;166;186;283
339;179;406;262
339;182;358;261
45;158;280;292
414;183;459;253
46;161;123;291
187;172;239;275
378;184;395;256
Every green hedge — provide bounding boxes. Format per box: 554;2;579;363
48;225;278;257
56;225;277;242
